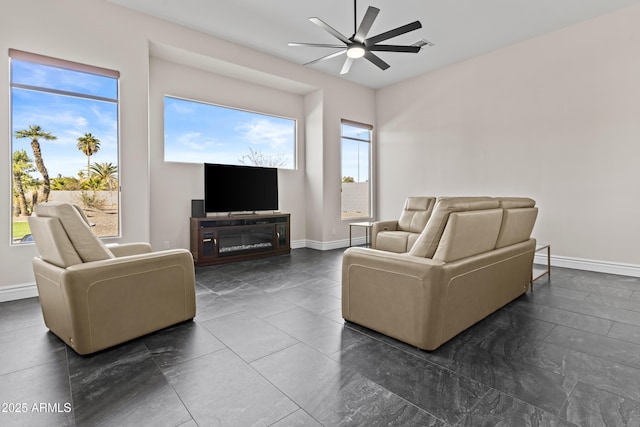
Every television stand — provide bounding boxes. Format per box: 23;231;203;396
190;213;290;266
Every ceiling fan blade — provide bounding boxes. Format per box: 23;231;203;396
353;6;380;43
288;42;346;48
309;17;351;45
364;50;390;71
365;21;422;46
340;57;354;75
368;44;421;53
304;49;346;66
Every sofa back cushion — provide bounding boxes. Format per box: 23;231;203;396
409;197;499;258
497;197;535;209
397;197;436;233
495;207;538;248
33;202;114;263
433;209;503;262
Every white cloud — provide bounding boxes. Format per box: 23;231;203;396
236;118;294;148
175;131;218;151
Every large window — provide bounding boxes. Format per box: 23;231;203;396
164;96;296;169
10;50;120;244
341;120;372;219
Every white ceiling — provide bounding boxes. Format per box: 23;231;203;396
106;0;640;89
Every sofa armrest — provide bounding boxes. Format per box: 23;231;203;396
342;247;449;348
106;242;153;257
371;220;399;248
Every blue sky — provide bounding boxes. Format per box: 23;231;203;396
11;60;118;179
164;96;296;169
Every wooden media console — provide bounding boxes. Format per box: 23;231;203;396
190;214;290;266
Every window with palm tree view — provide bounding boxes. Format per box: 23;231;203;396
10;50;119;244
164;96;296;169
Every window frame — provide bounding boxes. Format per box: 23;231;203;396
9;49;121;245
163;95;298;170
340;119;373;220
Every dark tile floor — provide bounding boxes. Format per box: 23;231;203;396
2;248;640;426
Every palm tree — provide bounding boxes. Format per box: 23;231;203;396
15;125;56;202
12;150;34;216
90;162;118;191
77;133;101;178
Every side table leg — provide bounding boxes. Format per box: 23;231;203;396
547;246;551;281
349;225;353;247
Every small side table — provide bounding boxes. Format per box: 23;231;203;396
349;222;374;247
530;243;551;291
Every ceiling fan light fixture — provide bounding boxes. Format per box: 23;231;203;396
290;1;423;74
346;45;365;58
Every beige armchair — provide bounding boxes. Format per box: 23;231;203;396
371;196;436;253
28;202;196;355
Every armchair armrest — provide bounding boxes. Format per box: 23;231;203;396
106;242;153;257
371;220;399;248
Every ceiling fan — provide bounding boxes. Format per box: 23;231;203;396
288;1;424;74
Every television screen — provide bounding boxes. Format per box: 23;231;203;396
204;163;279;213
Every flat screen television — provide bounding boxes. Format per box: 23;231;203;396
204;163;279;213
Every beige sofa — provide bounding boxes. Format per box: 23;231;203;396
371;196;436;253
28;202;196;355
342;196;538;351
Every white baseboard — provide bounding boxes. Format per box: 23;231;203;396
290;239;307;249
300;237;365;251
0;282;38;303
534;253;640;278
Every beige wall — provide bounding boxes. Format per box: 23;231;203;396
376;4;640;268
0;0;375;294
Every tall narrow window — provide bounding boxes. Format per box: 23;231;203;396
341;120;372;219
10;50;120;244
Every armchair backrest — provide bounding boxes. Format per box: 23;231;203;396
397;197;436;233
28;202;114;268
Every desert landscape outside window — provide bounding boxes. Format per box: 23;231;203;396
10;49;120;244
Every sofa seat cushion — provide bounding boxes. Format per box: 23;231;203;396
375;231;415;253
